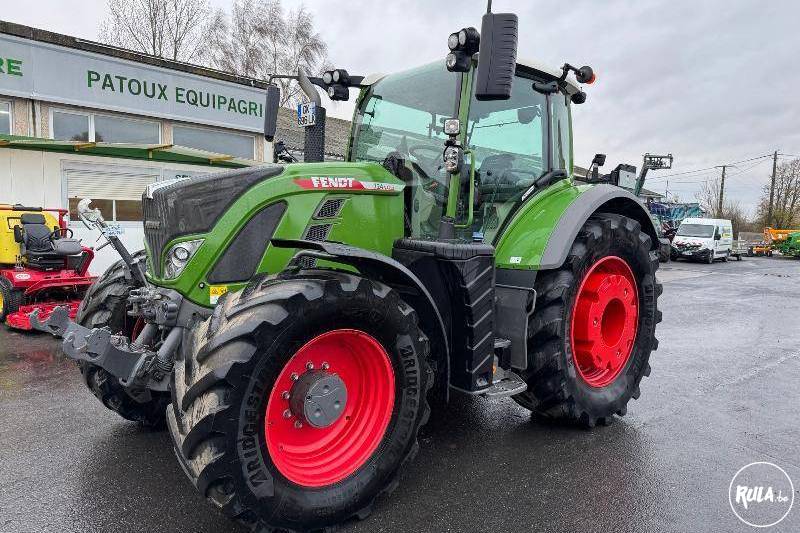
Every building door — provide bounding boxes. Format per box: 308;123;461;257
62;161;159;275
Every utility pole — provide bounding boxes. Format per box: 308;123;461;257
717;165;726;217
767;150;778;227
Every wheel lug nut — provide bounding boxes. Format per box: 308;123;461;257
281;391;290;400
306;361;314;370
283;409;292;419
321;362;330;370
294;420;303;429
290;373;299;381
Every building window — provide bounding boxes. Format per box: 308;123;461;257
67;198;143;222
0;101;11;135
173;124;255;159
95;115;160;144
52;110;90;141
52;109;160;144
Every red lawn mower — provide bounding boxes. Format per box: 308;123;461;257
0;204;96;330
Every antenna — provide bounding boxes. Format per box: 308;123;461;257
486;0;492;13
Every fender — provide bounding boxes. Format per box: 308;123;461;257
271;238;450;390
495;181;659;270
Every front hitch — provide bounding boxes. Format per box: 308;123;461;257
30;306;158;388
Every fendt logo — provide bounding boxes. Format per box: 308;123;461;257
729;462;794;528
310;176;354;188
293;177;404;193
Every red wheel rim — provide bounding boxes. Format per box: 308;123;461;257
264;329;395;487
570;256;639;388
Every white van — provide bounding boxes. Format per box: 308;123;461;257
672;218;733;263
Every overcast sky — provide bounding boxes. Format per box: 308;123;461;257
5;0;800;214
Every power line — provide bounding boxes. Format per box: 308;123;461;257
656;158;769;185
647;153;773;181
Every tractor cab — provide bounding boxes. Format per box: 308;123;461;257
0;205;95;329
349;58;580;243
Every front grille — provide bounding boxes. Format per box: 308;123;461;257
300;223;333;269
142;197;170;277
314;198;345;219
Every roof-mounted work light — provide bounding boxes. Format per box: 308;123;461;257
446;26;480;72
321;69;356;101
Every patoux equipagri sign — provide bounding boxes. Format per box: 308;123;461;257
0;33;266;133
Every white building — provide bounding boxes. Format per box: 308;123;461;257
0;21;348;273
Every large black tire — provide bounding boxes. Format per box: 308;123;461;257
76;251;169;428
0;276;23;322
168;271;432;532
513;213;662;427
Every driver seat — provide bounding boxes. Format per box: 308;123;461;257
14;213;83;270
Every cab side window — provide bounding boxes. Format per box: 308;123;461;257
551;94;572;172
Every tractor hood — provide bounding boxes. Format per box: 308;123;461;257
143;165;286;277
142;162;405;306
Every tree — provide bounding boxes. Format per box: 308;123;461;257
99;0;216;63
206;0;329;107
695;178;750;236
756;159;800;228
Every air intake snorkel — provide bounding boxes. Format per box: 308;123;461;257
298;67;326;163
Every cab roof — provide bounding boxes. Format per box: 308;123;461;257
362;58;582;95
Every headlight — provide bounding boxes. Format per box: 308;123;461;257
163;239;203;280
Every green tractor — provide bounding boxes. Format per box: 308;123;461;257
777;231;800;257
36;7;661;532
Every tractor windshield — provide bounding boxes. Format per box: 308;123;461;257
465;75;571;243
350;62;460;238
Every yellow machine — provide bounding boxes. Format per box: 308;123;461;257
765;227;800;245
752;227;800;256
0;205;61;265
0;204;96;330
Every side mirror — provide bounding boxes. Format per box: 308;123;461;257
715;233;722;241
474;12;518;100
591;153;606;167
590;153;606;181
263;84;280;142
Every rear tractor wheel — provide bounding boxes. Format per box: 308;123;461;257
76;251;169;428
168;271;433;532
513;213;661;427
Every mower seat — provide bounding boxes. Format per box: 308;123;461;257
15;213;83;270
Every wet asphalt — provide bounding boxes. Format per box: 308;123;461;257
1;256;798;533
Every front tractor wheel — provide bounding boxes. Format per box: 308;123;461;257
168;271;432;532
513;213;662;426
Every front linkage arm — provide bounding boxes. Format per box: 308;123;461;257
30;287;192;392
30;306;161;387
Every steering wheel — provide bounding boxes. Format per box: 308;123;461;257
49;228;74;241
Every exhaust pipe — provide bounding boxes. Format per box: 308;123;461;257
298;68;326;163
